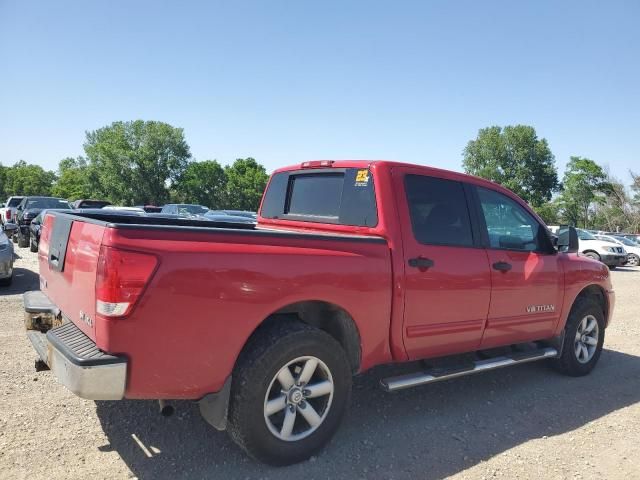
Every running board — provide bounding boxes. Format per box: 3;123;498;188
381;347;558;392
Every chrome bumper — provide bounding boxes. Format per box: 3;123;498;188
24;291;127;400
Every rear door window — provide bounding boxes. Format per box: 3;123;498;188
404;174;474;247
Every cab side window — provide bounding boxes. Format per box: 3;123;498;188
476;187;546;252
404;174;474;247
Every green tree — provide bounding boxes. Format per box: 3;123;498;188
3;160;56;196
84;120;191;205
533;201;560;225
0;163;7;200
463;125;559;207
171;160;227;208
51;157;93;200
557;156;609;228
224;158;269;210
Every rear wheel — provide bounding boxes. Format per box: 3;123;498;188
227;321;352;466
553;298;605;376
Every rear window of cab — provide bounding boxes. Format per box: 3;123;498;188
260;168;378;227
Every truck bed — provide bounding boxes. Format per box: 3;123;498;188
37;211;393;399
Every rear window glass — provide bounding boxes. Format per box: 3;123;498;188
261;168;378;227
288;174;343;217
26;198;71;209
8;198;23;207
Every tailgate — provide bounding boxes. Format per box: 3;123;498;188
38;212;105;341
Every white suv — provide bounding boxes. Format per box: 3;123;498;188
548;226;628;269
595;234;640;267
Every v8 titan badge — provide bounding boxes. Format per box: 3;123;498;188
354;169;370;187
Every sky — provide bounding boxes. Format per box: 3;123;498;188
1;0;638;183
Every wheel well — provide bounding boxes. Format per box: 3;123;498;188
247;301;362;374
574;285;608;325
582;250;600;257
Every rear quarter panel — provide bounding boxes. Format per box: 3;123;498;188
99;227;393;399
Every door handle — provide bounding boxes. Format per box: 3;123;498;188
408;257;434;269
492;261;512;272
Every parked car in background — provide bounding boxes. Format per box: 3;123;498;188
1;196;25;225
29;209;73;253
207;209;257;219
622;234;640;245
0;226;15;286
161;204;209;216
15;197;71;248
202;210;257;224
72;199;112;209
102;206;145;213
135;205;163;213
549;226;627;269
604;235;640;267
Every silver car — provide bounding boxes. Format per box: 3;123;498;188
0;228;14;286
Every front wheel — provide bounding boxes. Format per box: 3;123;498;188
227;321;352;466
627;254;639;267
583;251;600;261
552;298;605;376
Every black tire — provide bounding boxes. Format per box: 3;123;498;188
12;234;17;243
29;239;38;253
227;320;352;466
609;265;616;270
17;232;29;248
552;298;605;376
583;251;600;261
627;254;639;267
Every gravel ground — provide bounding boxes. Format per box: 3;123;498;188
1;249;639;480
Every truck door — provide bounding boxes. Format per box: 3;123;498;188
472;185;562;348
394;169;492;360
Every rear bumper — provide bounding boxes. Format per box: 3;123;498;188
24;291;127;400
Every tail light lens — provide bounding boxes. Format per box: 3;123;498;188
95;246;158;317
6;211;11;222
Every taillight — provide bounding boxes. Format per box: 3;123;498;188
95;246;158;317
6;211;11;222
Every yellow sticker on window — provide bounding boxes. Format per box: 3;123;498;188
355;169;369;186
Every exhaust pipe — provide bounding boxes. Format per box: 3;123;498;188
158;400;175;417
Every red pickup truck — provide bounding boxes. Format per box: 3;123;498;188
24;161;614;465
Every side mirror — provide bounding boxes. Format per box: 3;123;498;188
557;226;579;253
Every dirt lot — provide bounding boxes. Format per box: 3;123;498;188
1;248;639;480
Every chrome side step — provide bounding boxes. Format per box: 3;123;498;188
381;347;558;392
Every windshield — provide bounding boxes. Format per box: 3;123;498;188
178;205;208;215
25;198;71;210
576;229;596;240
8;197;23;207
615;236;636;246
